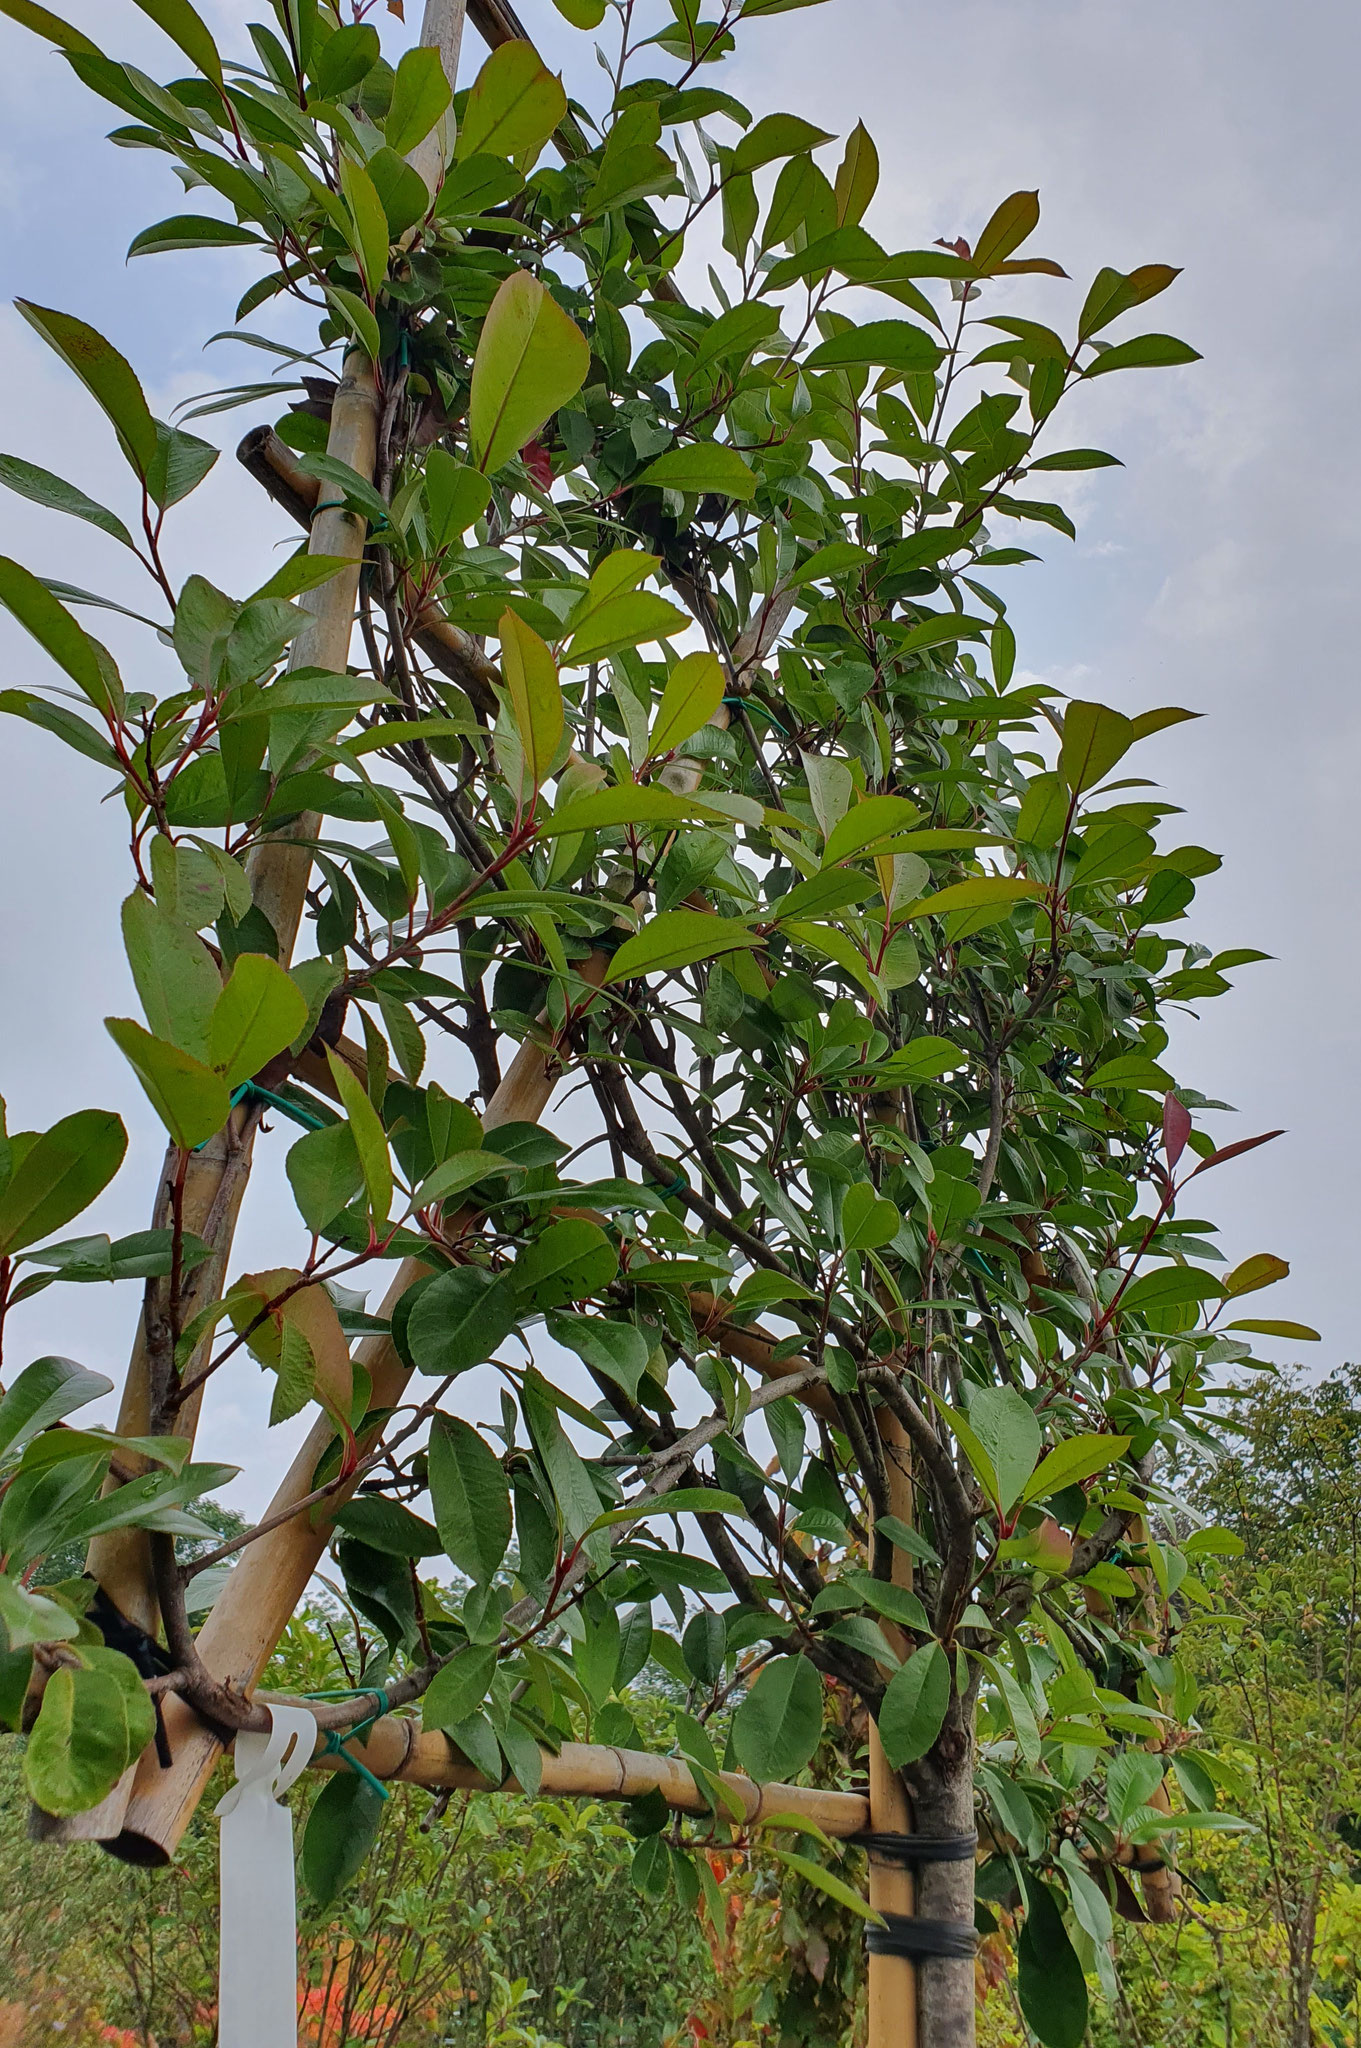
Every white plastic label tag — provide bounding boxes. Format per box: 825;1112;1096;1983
214;1704;316;2048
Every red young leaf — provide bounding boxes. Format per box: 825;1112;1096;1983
521;438;553;492
1190;1129;1285;1176
936;235;971;259
1162;1091;1191;1170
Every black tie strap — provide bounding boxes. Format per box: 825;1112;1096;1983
851;1830;978;1865
867;1914;978;1961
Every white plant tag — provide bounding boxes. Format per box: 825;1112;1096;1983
214;1704;316;2048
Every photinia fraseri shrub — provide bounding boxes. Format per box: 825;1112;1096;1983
0;0;1315;2041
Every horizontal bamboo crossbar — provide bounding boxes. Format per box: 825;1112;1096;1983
309;1718;871;1835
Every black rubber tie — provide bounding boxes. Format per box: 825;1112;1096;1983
867;1913;978;1961
851;1831;977;1864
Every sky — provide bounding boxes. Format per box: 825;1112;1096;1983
0;0;1356;1522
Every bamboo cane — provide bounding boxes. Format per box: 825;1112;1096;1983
306;1721;871;1837
868;1411;919;2048
50;2;466;1852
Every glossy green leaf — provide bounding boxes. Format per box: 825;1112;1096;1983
0;1;98;56
210;955;308;1090
428;1415;511;1585
325;1048;392;1229
0;456;134;548
468;270;589;475
732;112;834;173
130;0;223;88
605;911;761;984
24;1652;156;1817
385;43;453;157
804;320;939;372
1017;1875;1088;2048
499;609;562;794
731;1654;823;1781
1022;1434;1131;1504
0;1355;112;1460
877;1641;950;1767
302;1772;386;1906
0;557;114;711
455;39;565;165
648;650;725;756
15;303;158;478
405;1265;520;1375
0;1110;127;1257
635;441;758;499
121;890;220;1062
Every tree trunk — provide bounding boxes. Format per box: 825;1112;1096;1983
912;1706;977;2048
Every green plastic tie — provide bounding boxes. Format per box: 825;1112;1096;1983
723;694;790;736
306;1686;393;1801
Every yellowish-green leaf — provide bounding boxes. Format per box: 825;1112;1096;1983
499;609;562;795
469;270;589;475
605;910;760;985
648;650;725;757
455;39;566;166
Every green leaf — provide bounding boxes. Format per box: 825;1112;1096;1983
106;1017;230;1150
804;320;939;373
877;1641;950;1767
902;876;1040;924
121;890;220;1061
423;1642;497;1732
547;1312;651;1401
565;591;687;666
966;1385;1042;1514
0;688;119;770
1058;699;1135;793
773;1848;885;1923
635;441;758;499
325;1048;392;1229
522;1367;605;1541
1225;1317;1321;1341
551;0;606;22
1078;263;1181;339
24;1652;156;1817
428;1415;511;1585
1018;1875;1088;2048
405;1266;520;1374
15;303;158;478
606;911;760;985
339;157;390;298
0;556;114;711
302;1772;386;1906
1022;1434;1131;1504
513;1218;618;1308
423;450;492;548
499;609;562;795
834;120;879;228
593;1487;748;1531
1027;447;1122;472
0;1111;126;1257
324;286;381;365
210;954;308;1089
455;39;565;165
469;270;589;476
0;2;99;56
649;650;725;757
823;794;920;862
841;1181;899;1251
731;112;834;174
868;1037;961;1084
540;784;753;837
385;42;453;157
731;1654;823;1781
0;1574;80;1650
128;214;261;258
0;1355;112;1459
130;0;223;89
1119;1267;1226;1315
313;21;380;97
0;455;135;548
1085;332;1200;375
286;1123;363;1234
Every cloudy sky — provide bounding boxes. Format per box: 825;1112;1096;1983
0;0;1355;1516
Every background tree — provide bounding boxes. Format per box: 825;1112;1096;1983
0;2;1312;2044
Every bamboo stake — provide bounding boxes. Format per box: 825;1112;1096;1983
868;1411;919;2048
307;1721;870;1836
55;2;464;1852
